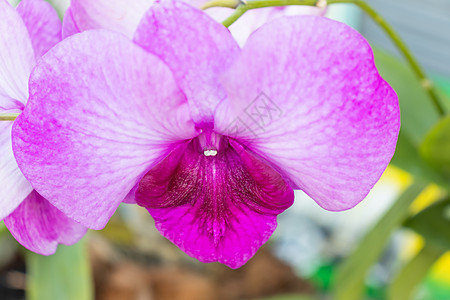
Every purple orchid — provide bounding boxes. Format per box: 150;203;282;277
0;0;86;254
12;0;399;268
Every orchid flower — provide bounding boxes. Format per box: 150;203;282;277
12;0;399;268
62;0;323;46
0;0;86;254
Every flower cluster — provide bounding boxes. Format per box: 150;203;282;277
0;0;399;268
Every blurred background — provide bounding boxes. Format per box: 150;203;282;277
1;0;450;299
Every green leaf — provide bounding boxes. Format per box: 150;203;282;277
388;245;445;300
332;182;427;300
397;186;450;300
420;116;450;178
0;221;7;235
44;0;67;19
27;238;93;300
391;129;446;185
404;198;450;251
258;295;317;300
433;75;450;99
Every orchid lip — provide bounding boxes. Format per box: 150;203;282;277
195;130;234;157
135;132;294;268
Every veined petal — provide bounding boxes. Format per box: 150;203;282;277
61;7;80;39
4;191;87;255
136;137;294;268
65;0;153;38
16;0;62;58
134;0;240;125
122;183;138;204
184;0;232;24
0;123;33;220
216;16;400;211
12;30;197;229
0;96;24;112
229;6;324;47
0;0;34;105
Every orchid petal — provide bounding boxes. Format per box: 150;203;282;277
0;97;24;112
134;0;240;124
12;30;197;229
122;183;138;204
64;0;153;38
4;191;87;255
216;16;400;211
0;123;33;220
136;138;293;268
16;0;61;58
61;7;80;38
229;6;324;47
0;0;34;105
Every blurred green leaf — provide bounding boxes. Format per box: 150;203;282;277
388;245;445;300
310;263;334;292
0;230;18;270
7;0;21;6
420;116;450;178
436;86;450;112
0;221;6;235
405;198;450;251
332;181;427;300
258;295;316;300
391;129;446;185
44;0;68;19
433;76;450;99
27;238;93;300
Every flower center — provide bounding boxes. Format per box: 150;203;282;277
196;131;225;157
203;149;217;156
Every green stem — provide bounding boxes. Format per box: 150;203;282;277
201;0;240;9
222;4;251;27
27;240;93;300
0;114;19;121
213;0;445;116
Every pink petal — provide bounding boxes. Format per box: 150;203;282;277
12;30;197;229
0;0;34;105
64;0;153;38
228;6;325;46
133;0;240;124
122;183;138;204
185;0;232;23
136;136;294;268
16;0;62;58
0;97;24;112
215;16;400;211
61;7;80;38
218;6;325;47
0;123;33;220
4;190;87;255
